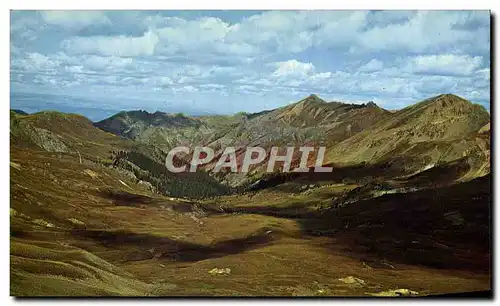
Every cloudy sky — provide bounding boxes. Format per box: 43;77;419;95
10;10;491;116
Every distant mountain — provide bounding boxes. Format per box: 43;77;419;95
94;93;490;187
95;94;391;152
10;92;217;122
10;93;490;192
11;109;28;115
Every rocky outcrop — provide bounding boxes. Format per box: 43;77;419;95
369;288;419;297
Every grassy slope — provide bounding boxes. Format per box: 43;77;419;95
326;94;490;168
92;94;490;188
11;111;134;161
10;144;491;296
10;95;491;296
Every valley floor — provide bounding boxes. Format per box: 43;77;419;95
11;214;490;297
10;147;491;297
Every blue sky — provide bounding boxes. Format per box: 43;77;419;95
10;10;491;116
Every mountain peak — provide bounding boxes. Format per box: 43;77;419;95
387;93;490;139
295;94;326;106
438;93;466;99
307;93;325;102
410;93;488;115
426;93;470;106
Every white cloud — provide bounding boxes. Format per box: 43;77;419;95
475;68;490;81
10;10;491;112
405;54;483;76
264;60;337;89
120;76;149;86
156;77;174;86
27;52;60;70
12;10;490;60
24;10;488;65
156;17;228;47
150;11;488;60
308;72;332;82
40;11;110;29
102;75;118;84
272;59;315;77
358;59;384;72
65;65;84;73
224;11;322;53
173;85;198;93
152;17;259;57
354;11;489;53
12;52;60;72
61;30;159;57
413;75;458;94
10;15;41;42
200;84;225;90
368;10;416;25
81;55;134;70
237;84;259;93
313;11;369;47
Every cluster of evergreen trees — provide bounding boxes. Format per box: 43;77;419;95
110;149;232;199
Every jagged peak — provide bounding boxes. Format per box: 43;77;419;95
127;109;163;117
97;109;200;130
110;109;189;120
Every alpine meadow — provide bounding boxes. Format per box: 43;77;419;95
10;10;492;297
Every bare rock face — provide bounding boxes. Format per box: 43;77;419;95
28;127;71;153
137;180;156;193
369;288;419;297
479;123;490;134
208;268;231;275
338;276;366;287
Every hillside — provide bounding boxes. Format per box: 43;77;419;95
325;94;490;180
94;110;242;152
11;140;491;296
10;110;232;199
95;95;392;150
95;94;489;188
10;110;134;161
13;93;490;193
10;93;491;296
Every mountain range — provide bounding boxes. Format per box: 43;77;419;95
10;93;491;296
93;93;490;187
